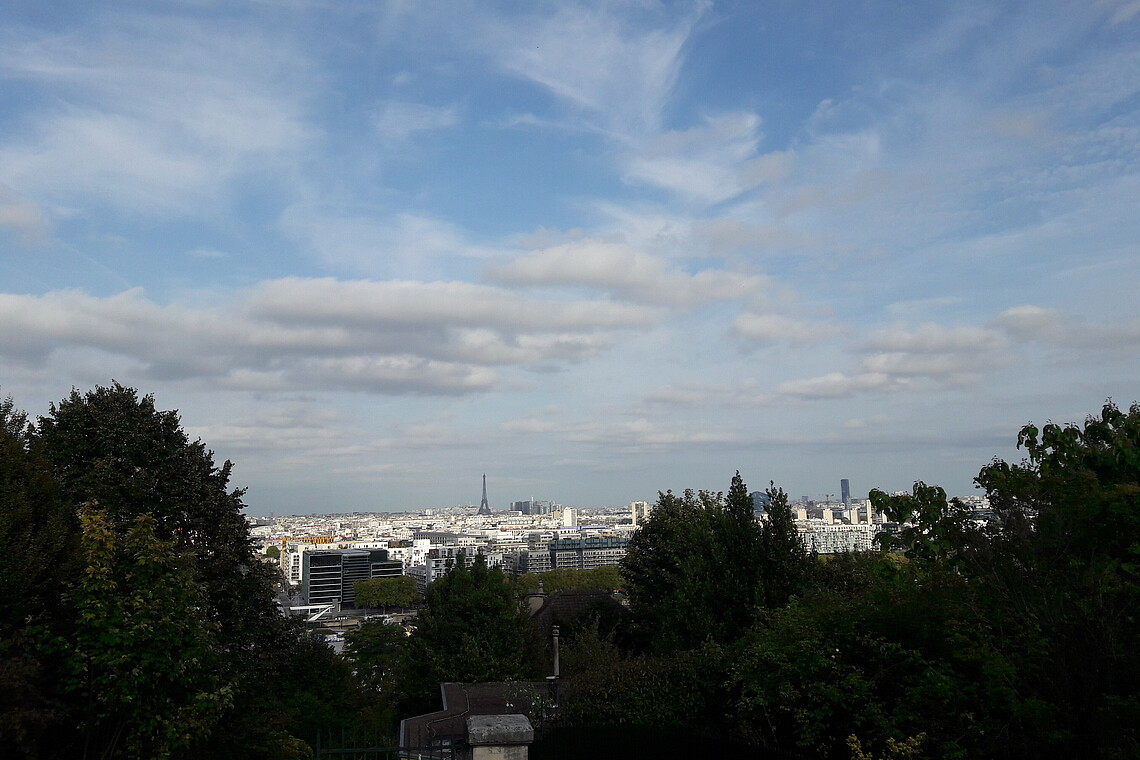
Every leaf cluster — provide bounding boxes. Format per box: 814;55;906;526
0;385;370;758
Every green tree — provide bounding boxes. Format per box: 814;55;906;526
516;565;623;594
36;384;283;655
621;473;796;653
969;401;1140;757
65;507;230;759
264;544;281;560
869;482;983;568
755;481;809;610
399;553;537;715
344;621;408;695
0;396;77;633
0;395;79;757
354;576;418;611
31;384;333;758
621;487;721;652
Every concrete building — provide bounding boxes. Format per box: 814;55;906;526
406;545;510;593
630;500;653;526
510;499;553;516
796;523;878;554
512;535;629;575
300;548;403;607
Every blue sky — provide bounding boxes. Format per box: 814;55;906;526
2;0;1138;514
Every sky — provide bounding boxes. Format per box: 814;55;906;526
1;0;1138;515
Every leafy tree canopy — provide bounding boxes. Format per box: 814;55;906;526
515;565;623;595
399;553;538;715
355;576;418;610
621;473;805;653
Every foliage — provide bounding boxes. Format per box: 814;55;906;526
65;507;231;759
399;552;538;715
36;383;284;654
620;472;805;653
756;480;810;609
0;395;77;635
0;384;374;758
354;576;418;610
344;620;409;718
515;564;623;595
848;733;927;760
0;396;78;757
730;552;1011;759
869;482;984;568
968;401;1140;758
560;625;732;733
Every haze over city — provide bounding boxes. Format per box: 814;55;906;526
2;0;1138;514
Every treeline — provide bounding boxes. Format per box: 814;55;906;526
5;385;1139;759
344;403;1140;758
0;385;375;759
555;403;1140;759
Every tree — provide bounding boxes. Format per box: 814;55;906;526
621;473;799;653
969;401;1140;757
354;576;418;611
64;507;230;759
869;482;983;569
31;384;325;758
35;384;283;655
515;565;623;594
399;553;537;714
0;395;77;633
621;487;720;652
755;481;809;610
344;621;409;694
0;395;78;757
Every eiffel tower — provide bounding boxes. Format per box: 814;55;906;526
477;473;492;515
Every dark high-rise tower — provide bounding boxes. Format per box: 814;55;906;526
478;473;492;515
841;478;851;507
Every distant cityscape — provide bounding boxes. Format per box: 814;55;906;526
251;477;991;612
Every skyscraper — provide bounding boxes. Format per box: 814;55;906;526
478;473;492;515
841;478;851;507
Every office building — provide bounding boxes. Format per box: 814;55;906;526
512;535;629;575
630;501;653;525
300;548;403;607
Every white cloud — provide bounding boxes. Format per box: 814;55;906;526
991;305;1064;341
776;372;905;400
994;304;1140;351
485;240;766;306
249;277;655;332
776;322;1013;400
0;277;661;395
0;15;313;217
501;414;736;450
0;189;50;243
859;323;1008;354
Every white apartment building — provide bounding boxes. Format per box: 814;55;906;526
796;522;879;554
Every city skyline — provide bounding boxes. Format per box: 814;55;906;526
2;1;1138;514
